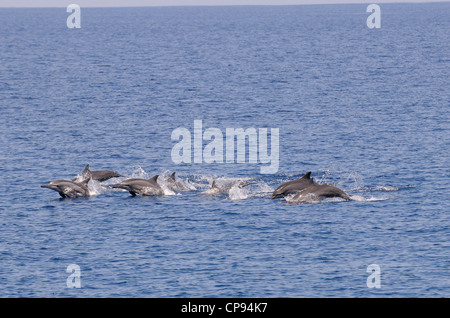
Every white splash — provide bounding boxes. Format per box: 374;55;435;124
198;175;264;200
86;180;103;196
228;184;251;200
129;166;150;179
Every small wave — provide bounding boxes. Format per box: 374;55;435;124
351;185;399;193
372;186;399;192
349;195;393;202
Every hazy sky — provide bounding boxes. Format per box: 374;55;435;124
1;0;449;7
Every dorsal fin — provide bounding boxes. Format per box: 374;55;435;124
169;172;176;181
149;175;159;183
211;180;218;189
300;171;311;180
76;164;92;182
82;164;90;174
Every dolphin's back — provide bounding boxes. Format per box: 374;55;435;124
91;170;122;182
271;172;314;199
292;183;351;202
74;164;122;182
112;176;163;196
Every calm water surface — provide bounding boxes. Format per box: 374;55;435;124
0;4;449;297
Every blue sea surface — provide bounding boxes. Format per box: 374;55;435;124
0;4;449;297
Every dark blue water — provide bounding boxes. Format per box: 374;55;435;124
0;4;449;297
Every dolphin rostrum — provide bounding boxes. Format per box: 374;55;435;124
73;164;122;183
271;171;314;199
41;178;91;198
112;175;163;196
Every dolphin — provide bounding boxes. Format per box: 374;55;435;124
73;164;122;183
41;178;90;198
290;182;351;203
271;171;314;199
208;179;256;195
166;172;192;191
112;175;163;196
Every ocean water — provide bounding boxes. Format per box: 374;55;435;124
0;4;449;297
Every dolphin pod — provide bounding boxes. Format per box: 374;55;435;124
41;165;352;203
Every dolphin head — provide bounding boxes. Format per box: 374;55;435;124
41;181;60;191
